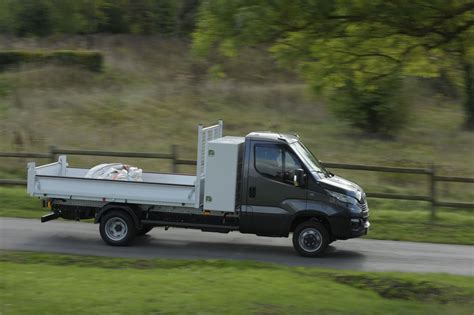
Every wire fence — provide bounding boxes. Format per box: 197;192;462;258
1;145;473;218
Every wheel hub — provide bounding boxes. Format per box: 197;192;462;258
105;217;128;241
298;228;323;252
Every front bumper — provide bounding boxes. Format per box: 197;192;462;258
350;217;370;237
329;216;370;239
329;203;370;239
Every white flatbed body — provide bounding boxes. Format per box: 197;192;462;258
27;122;224;209
27;156;197;206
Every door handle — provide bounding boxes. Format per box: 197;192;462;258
249;186;256;198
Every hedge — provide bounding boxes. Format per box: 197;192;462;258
0;50;103;72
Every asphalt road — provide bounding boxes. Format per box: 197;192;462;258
1;217;473;275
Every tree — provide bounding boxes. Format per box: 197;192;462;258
15;0;54;36
152;0;179;34
0;0;198;37
128;0;154;35
193;0;474;131
97;0;129;34
177;0;201;35
50;0;88;34
77;0;107;34
0;0;17;35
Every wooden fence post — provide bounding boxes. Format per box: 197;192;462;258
171;145;178;173
49;145;58;163
429;163;436;220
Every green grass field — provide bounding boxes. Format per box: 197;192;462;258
2;186;472;245
0;251;473;315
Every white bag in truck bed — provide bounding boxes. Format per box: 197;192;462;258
85;163;143;181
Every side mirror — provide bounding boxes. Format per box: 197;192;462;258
293;169;306;187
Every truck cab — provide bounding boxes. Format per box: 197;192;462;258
238;132;370;256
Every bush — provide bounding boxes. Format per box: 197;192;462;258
0;50;103;72
329;75;408;136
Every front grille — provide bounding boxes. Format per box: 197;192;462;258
359;202;369;217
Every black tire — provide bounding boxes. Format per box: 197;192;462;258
99;210;136;246
136;225;153;236
292;221;330;257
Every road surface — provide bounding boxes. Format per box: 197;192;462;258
1;217;472;275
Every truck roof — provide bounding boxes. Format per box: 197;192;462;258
245;131;299;143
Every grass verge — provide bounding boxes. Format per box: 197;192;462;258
0;251;473;315
1;186;473;245
0;186;50;219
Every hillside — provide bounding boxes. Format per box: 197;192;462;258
0;35;473;203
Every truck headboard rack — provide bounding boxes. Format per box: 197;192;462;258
195;120;224;208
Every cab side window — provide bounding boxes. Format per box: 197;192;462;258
255;145;302;184
255;145;283;179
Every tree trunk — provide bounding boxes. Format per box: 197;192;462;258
366;101;379;134
463;61;474;130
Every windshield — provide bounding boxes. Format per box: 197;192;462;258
290;141;329;177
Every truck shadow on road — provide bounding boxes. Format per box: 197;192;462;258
18;232;367;268
131;235;367;267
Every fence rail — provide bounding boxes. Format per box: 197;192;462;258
0;179;26;185
322;162;432;174
1;146;473;217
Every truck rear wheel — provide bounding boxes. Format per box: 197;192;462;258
292;221;329;257
100;210;136;246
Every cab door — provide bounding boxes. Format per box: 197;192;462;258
240;141;307;236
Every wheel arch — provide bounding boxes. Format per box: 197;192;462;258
290;211;332;236
95;203;141;228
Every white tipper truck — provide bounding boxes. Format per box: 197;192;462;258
27;121;369;257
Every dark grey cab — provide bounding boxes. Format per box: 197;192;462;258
239;132;370;256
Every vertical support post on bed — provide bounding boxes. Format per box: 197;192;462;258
58;155;68;176
195;124;204;209
218;119;224;138
27;162;36;195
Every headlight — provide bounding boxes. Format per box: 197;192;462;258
326;190;358;205
354;190;362;201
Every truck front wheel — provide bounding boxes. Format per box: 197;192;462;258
100;210;136;246
292;221;329;257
